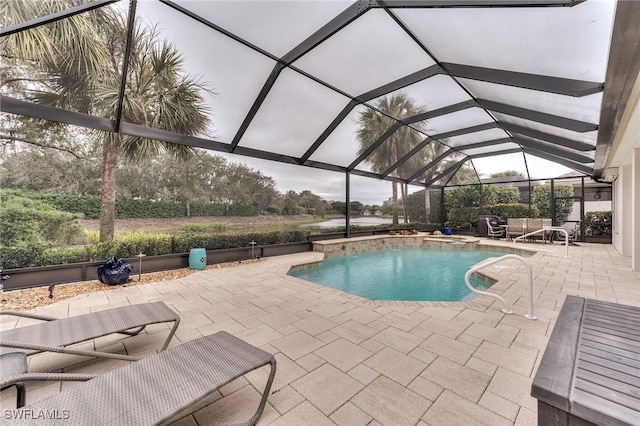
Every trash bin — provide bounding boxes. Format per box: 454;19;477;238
470;215;506;237
189;248;207;270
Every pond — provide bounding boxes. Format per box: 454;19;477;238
303;216;409;228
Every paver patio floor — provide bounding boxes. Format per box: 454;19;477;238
2;239;638;425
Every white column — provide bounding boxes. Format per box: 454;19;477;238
632;147;640;271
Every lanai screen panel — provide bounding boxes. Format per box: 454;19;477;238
294;9;435;96
1;4;131;117
173;0;353;58
446;129;512;148
138;1;278;144
426;108;494;135
472;153;530;179
395;2;614;80
491;113;598;146
458;79;604;124
238;68;351;158
365;75;473;124
307;104;370;168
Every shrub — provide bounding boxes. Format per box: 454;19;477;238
183;223;207;233
485;203;540;219
0;244;46;269
209;222;228;232
584;211;612;236
225;204;259;216
0;197;86;247
265;206;282;215
446;207;481;229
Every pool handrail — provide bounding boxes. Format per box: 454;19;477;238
513;227;569;258
465;254;536;320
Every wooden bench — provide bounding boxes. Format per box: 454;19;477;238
531;295;640;426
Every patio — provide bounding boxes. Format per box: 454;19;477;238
2;239;638;425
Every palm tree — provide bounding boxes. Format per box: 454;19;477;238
356;93;427;224
2;2;211;241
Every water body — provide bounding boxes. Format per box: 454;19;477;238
304;217;408;228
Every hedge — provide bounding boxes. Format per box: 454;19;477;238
485;204;540;220
0;230;314;269
584;211;612;236
446;204;541;229
0;223;439;269
0;189;260;219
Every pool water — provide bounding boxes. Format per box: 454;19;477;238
289;247;510;301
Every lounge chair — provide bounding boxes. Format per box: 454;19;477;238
0;332;277;425
1;302;180;362
0;351;96;408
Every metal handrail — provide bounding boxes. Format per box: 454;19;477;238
513;227;569;257
464;254;536;320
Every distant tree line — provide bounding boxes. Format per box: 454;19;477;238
0;145;389;218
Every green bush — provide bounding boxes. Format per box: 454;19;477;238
485;203;540;219
183;223;207;233
209;222;228;233
1;189;261;219
265;206;282;215
0;197;86;247
532;184;574;224
446;207;481;229
0;244;46;269
584;211;612;236
189;203;226;217
225;204;259;216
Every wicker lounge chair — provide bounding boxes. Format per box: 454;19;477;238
1;302;180;362
0;351;96;408
0;332;277;425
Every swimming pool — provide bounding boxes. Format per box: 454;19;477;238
289;247;512;301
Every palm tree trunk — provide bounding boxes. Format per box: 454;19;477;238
402;183;408;223
424;187;431;224
99;138;119;242
392;181;398;225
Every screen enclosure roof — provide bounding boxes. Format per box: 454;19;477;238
2;0;637;189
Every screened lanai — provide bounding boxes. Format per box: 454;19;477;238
2;0;640;268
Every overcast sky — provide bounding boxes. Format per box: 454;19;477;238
127;0;613;204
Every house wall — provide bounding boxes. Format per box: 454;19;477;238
609;76;640;271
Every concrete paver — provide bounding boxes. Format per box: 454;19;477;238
3;240;638;425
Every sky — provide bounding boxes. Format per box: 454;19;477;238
120;0;614;205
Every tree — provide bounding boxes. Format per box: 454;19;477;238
356;93;428;224
282;190;300;215
2;3;211;241
532;183;574;224
1;139;101;195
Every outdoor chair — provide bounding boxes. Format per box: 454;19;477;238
486;217;503;238
0;301;180;362
525;218;544;242
505;218;525;240
0;351;96;408
0;331;276;426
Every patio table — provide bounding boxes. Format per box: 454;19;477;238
531;295;640;426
